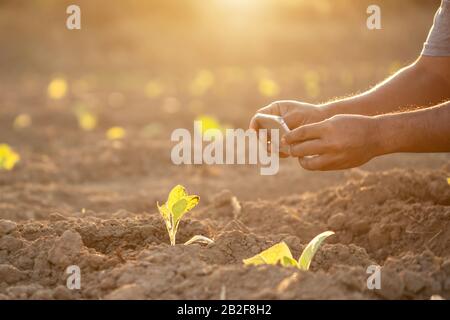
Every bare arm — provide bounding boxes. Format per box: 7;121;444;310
375;101;450;154
321;56;450;117
282;101;450;171
251;56;450;135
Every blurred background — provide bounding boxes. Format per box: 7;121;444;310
0;0;440;125
0;0;447;219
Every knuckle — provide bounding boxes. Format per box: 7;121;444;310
266;102;276;109
270;101;281;109
291;145;302;156
328;139;340;150
285;131;297;143
295;128;306;141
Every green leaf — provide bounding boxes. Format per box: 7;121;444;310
243;255;266;266
184;195;200;212
0;144;20;171
298;231;334;271
157;185;200;245
167;185;188;210
157;202;170;222
243;242;293;266
171;195;200;225
281;256;299;268
171;198;188;221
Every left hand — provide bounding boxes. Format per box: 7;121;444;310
282;114;383;170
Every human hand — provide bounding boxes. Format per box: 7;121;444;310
282;114;383;170
249;100;329;131
249;100;330;158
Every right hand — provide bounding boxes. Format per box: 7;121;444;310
249;100;330;131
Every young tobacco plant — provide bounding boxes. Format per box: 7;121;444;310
243;231;334;270
157;185;213;246
0;144;20;171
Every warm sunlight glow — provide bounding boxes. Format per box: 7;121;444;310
47;77;68;100
106;126;126;140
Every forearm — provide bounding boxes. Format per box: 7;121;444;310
320;57;450;117
373;101;450;155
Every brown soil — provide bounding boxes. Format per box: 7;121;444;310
0;0;449;300
1;149;449;299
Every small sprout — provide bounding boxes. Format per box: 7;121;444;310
157;185;201;245
243;242;293;266
195;115;223;140
258;77;279;97
13;113;32;129
76;111;97;131
48;77;68;100
0;144;20;171
298;231;335;270
106;126;126;140
196;115;222;131
243;231;334;271
184;235;214;246
230;196;241;216
220;285;227;300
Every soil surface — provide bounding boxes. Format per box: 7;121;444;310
1;111;449;299
0;0;449;300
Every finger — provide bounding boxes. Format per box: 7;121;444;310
249;102;281;130
284;123;323;144
261;100;302;117
298;154;340;171
263;101;282;116
249;115;260;130
265;140;289;158
283;111;302;129
289;139;327;157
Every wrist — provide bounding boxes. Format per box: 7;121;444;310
319;100;358;119
318;103;337;120
370;115;399;156
319;96;375;119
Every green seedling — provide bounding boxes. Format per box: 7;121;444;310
0;144;20;171
157;185;213;246
243;231;334;271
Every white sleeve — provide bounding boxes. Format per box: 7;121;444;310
422;0;450;56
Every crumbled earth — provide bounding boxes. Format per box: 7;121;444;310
0;1;449;300
1;167;449;300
